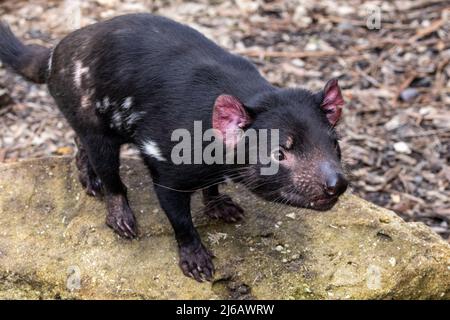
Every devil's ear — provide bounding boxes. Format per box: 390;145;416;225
319;79;344;126
212;94;252;147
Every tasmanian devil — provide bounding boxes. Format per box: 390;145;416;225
0;13;348;282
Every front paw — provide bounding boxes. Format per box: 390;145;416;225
204;194;244;223
105;196;138;239
179;242;215;282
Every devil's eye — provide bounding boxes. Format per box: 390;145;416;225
272;149;285;161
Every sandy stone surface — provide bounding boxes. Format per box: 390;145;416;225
0;157;449;299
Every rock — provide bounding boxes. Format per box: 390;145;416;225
384;115;406;131
400;88;419;101
0;157;449;299
286;213;296;220
293;6;313;27
393;141;412;154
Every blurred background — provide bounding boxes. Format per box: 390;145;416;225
0;0;449;241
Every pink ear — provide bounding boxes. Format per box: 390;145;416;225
212;94;252;147
321;79;344;126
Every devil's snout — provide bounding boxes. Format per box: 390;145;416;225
325;172;348;196
320;162;348;197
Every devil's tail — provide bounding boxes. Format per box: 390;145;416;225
0;22;51;84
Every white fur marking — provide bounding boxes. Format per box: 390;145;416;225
122;97;133;110
103;96;110;108
124;111;145;129
111;111;122;129
48;49;54;74
81;95;90;109
73;60;89;88
96;101;107;113
80;89;95;109
142;140;166;161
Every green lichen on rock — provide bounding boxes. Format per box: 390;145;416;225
0;157;449;299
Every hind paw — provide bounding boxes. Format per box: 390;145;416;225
204;194;244;223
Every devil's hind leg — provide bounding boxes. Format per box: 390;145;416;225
77;133;137;239
75;136;103;198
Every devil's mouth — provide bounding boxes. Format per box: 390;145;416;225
277;191;339;211
308;196;338;211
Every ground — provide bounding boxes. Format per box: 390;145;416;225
0;0;449;240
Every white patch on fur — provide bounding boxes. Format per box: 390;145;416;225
48;49;54;74
142;140;166;161
122;97;133;110
81;95;90;109
80;89;95;109
73;60;89;88
95;101;103;111
103;96;110;108
95;96;111;113
111;111;122;129
124;111;145;129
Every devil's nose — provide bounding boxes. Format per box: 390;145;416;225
325;172;348;196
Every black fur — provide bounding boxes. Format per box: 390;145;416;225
0;23;25;69
0;22;50;83
0;14;348;282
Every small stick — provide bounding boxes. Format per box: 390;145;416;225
235;49;338;59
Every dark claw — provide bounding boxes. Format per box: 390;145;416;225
124;220;137;237
107;217;133;239
117;220;132;238
203;265;213;281
191;268;203;282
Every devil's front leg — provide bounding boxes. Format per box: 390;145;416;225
153;184;214;282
